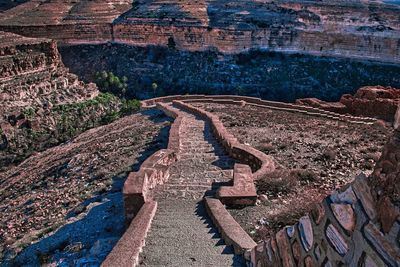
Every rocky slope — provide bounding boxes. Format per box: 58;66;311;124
193;101;392;240
0;31;126;170
0;109;171;265
0;0;399;63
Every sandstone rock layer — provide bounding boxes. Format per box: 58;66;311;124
0;0;399;63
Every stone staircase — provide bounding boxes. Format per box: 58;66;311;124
139;105;244;266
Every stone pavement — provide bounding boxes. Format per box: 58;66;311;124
139;105;244;266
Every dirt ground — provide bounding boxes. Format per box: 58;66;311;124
0;109;171;264
193;102;393;241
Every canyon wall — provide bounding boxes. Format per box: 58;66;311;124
0;0;399;63
59;44;400;103
0;31;98;118
0;31;125;170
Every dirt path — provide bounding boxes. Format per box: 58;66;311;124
139;105;244;266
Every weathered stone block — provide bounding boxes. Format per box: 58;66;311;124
331;203;356;232
326;224;348;256
364;222;400;267
276;229;295;267
217;163;257;206
298;216;314;252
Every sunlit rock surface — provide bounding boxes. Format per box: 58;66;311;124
0;0;398;62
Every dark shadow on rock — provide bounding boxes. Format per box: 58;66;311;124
203;180;232;198
5;188;124;267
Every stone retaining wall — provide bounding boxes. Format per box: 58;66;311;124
137;96;399;267
102;201;158;267
156;102;185;153
141;95;377;125
123;149;176;225
104;123;178;266
217;163;257;206
250;172;400;267
172;100;275;180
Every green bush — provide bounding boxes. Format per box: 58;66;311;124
95;71;129;97
121;99;141;115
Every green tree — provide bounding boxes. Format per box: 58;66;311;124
95;71;129;98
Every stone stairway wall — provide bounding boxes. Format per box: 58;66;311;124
138;103;244;266
142;95;377;124
105;96;399;266
140;96;400;267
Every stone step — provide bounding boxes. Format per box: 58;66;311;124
139;200;243;266
179;154;221;161
139;105;243;266
161;183;211;190
178;147;225;154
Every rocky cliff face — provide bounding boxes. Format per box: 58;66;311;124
0;32;123;170
0;0;399;63
59;43;400;103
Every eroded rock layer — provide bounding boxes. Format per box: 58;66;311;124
0;31;120;169
0;0;399;63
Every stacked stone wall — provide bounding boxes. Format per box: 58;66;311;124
250;172;400;267
123;149;177;224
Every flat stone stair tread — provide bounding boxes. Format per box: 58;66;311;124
140;104;243;266
139;200;240;267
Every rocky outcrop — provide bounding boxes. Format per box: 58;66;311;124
297;86;400;121
0;31;122;169
0;31;98;116
0;0;399;63
341;86;400;121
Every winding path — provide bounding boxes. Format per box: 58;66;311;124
139;104;244;266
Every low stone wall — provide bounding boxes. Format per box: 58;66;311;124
217;163;257;206
102;201;157;267
104;136;177;266
172;100;275;180
250;173;400;267
141;95;377;124
156;102;184;153
123;149;176;225
204;197;257;255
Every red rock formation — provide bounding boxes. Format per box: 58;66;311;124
0;0;399;63
297;86;400;121
340;86;400;121
0;31;102;167
0;31;98;119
